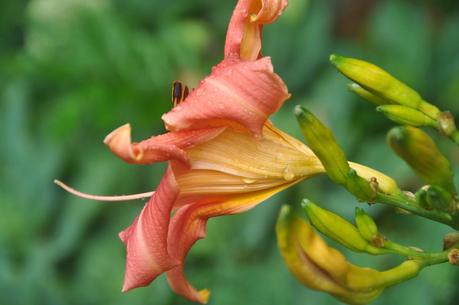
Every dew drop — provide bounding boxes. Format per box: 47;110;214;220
282;166;295;181
242;178;256;184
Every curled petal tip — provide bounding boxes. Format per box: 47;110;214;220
104;123;130;145
252;0;288;24
198;289;211;304
104;124;142;162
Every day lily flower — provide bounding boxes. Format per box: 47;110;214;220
54;0;399;303
105;0;319;302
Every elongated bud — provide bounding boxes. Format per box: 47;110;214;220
302;199;370;252
349;163;400;196
387;126;456;193
277;204;424;305
354;208;380;245
330;55;440;119
348;83;390;106
377;105;438;128
294;105;350;185
295;106;374;201
276;205;384;305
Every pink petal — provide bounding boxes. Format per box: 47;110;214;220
104;124;225;166
224;0;288;60
120;166;179;292
165;183;295;303
162;57;290;136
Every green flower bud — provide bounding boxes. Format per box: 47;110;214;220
415;187;431;210
387;126;456;193
426;185;453;212
348;83;390;106
330;55;440;119
276;204;385;305
302;199;370;252
295;106;374;201
345;169;376;202
294;105;350;185
355;208;379;244
377;105;437;128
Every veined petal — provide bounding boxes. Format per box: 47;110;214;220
120;167;179;292
104;124;224;165
186;122;323;179
162;57;290;136
224;0;288;60
166;183;295;303
176;170;286;195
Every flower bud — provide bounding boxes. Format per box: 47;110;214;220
377;105;438;128
294;105;350;185
349;163;400;196
387;126;456;193
348;83;390;106
276;205;383;305
302;199;370;252
415;187;430;210
330;55;440;119
295;106;375;201
277;204;424;305
425;185;453;212
354;208;380;244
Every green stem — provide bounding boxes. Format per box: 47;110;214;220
383;240;449;262
449;130;459;146
375;191;458;229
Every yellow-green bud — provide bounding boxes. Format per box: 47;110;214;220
294;105;350;185
426;185;453;212
387;126;456;193
349;162;401;196
295;106;374;201
330;55;440;119
377;105;437;128
276;205;385;305
348;83;390;106
355;208;379;243
302;199;370;252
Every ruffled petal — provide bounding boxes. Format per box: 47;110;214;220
104;124;225;166
224;0;288;60
162;57;290;136
120;167;179;292
165;183;295;303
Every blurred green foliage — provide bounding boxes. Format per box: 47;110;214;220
1;0;459;304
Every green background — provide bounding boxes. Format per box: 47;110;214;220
1;0;459;304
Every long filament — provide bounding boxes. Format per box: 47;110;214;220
54;179;154;202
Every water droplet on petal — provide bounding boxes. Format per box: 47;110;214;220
242;178;256;184
283;166;295;181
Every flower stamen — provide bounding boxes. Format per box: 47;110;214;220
172;81;189;107
54;179;154;202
